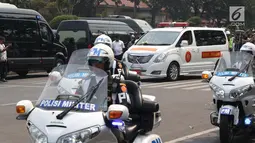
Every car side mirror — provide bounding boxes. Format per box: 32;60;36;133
16;100;34;120
106;104;129;121
201;71;212;82
55;33;60;41
180;40;188;47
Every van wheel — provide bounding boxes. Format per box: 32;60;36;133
55;58;64;67
55;58;65;74
166;62;179;81
16;71;28;77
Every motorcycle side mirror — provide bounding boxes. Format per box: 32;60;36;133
201;71;212;82
49;71;62;84
121;62;140;82
16;100;34;120
126;71;140;82
106;104;129;121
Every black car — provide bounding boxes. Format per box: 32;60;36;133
56;20;134;57
82;17;152;34
0;7;68;77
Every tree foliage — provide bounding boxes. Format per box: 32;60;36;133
4;0;255;28
49;14;78;29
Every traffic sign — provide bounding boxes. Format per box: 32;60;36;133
229;6;245;22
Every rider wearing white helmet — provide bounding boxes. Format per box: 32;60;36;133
87;43;114;71
87;43;131;106
232;42;255;70
93;34;121;75
94;34;113;48
240;42;255;55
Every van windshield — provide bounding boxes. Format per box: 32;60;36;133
58;30;87;48
136;31;180;45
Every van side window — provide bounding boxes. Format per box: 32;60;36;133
39;23;53;42
178;31;193;45
194;30;226;46
0;19;39;41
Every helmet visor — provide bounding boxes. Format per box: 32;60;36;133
241;50;253;55
88;57;109;69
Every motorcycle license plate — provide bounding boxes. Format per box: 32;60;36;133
220;108;231;115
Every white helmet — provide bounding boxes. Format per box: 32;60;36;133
240;42;255;55
94;34;113;48
87;43;114;70
226;31;231;35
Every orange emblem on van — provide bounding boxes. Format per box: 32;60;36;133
130;47;157;52
202;51;221;58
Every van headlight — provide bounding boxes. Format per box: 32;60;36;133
57;129;91;143
28;123;48;143
209;83;225;98
229;85;253;98
154;52;168;63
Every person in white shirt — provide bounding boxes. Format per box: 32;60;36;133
112;36;125;60
0;36;11;82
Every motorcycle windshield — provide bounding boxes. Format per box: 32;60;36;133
214;51;254;77
35;49;108;112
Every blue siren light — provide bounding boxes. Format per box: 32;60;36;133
36;15;41;19
244;118;252;125
112;119;125;127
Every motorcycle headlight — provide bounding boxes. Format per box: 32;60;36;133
209;83;225;98
57;129;91;143
28;123;48;143
229;84;253;99
154;52;168;63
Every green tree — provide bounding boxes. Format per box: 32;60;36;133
1;0;31;8
72;0;103;17
187;16;201;26
49;14;78;29
144;0;164;27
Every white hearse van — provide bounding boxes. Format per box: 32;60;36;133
122;27;228;81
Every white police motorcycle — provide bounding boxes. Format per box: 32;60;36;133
202;51;255;143
15;49;162;143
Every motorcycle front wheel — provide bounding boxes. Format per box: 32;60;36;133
219;115;234;143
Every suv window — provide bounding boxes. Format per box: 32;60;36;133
0;19;39;41
40;23;53;42
194;30;226;46
178;31;193;46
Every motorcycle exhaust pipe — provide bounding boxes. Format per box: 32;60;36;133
210;112;219;126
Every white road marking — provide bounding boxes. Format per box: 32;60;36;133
33;82;47;85
143;80;202;88
182;85;210;90
201;88;211;91
1;100;38;106
165;127;219;143
0;85;19;88
163;82;206;89
10;80;47;84
0;85;44;88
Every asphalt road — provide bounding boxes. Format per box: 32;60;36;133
0;73;253;143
